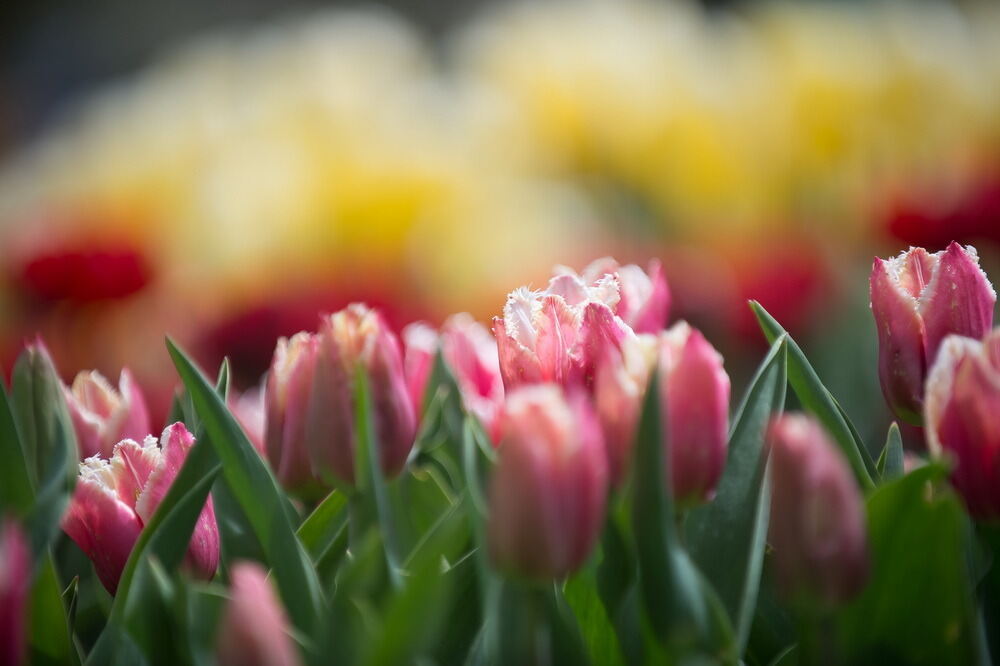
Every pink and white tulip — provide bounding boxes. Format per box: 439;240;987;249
925;329;1000;521
658;322;730;504
0;520;30;666
64;368;150;459
402;321;439;418
558;257;671;334
61;423;219;594
216;562;301;666
768;414;869;606
441;314;505;444
870;242;995;425
488;385;607;580
265;332;321;493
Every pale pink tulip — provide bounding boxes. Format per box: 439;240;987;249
217;562;301;666
402;321;438;418
64;368;150;459
229;387;266;456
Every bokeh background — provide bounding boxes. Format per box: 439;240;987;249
2;0;1000;452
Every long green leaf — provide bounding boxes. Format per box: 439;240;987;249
297;489;349;560
0;383;33;514
750;301;876;489
166;339;324;642
876;422;904;482
687;336;786;653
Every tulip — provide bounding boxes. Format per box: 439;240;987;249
216;562;301;666
768;414;869;606
402;321;439;417
924;330;1000;520
657;322;730;504
264;305;417;491
229;387;266;456
440;314;506;444
488;385;607;579
62;423;219;594
493;272;630;391
559;257;671;334
0;520;30;666
63;368;151;460
870;242;995;425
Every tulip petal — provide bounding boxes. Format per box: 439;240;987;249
535;295;581;385
115;368;152;443
493;317;542;389
217;562;301;666
265;333;319;491
402;322;438;418
0;521;30;666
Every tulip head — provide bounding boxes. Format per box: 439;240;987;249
0;520;30;666
441;314;505;444
566;257;671;334
229;387;266;456
925;330;1000;521
871;242;995;425
63;368;151;460
216;562;301;666
768;414;869;607
61;423;219;593
402;321;439;419
658;322;730;505
265;332;321;492
488;385;608;580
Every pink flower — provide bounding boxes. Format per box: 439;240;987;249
488;385;608;580
0;520;30;666
265;304;416;491
229;387;266;456
441;314;505;444
61;423;219;594
768;414;869;606
557;257;670;334
63;368;151;459
870;242;995;425
216;562;301;666
401;322;438;418
659;322;730;505
925;329;1000;521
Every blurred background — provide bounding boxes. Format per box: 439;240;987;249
2;0;999;450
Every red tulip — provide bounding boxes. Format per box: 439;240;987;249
925;329;1000;521
488;385;608;579
64;368;151;459
768;414;869;606
870;242;995;425
62;423;219;593
0;520;30;666
216;562;301;666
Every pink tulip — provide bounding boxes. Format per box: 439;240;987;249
229;387;266;456
216;562;301;666
925;330;1000;520
870;242;995;425
768;414;869;606
559;257;671;334
658;323;730;504
63;368;150;459
488;385;608;579
0;520;30;666
402;321;439;417
62;423;219;594
441;314;505;444
265;305;417;491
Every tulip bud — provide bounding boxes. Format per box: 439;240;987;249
925;330;1000;520
0;520;30;666
870;242;995;425
488;385;608;579
216;562;301;666
402;321;439;417
62;423;219;593
229;387;265;456
64;368;151;459
440;314;505;444
562;257;671;334
658;322;730;504
768;414;869;606
306;304;416;486
265;332;320;492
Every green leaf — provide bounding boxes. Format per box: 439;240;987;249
687;335;787;654
30;555;80;665
297;489;349;560
565;571;627;666
835;465;981;664
0;383;33;515
750;301;876;490
876;423;904;482
166;339;324;643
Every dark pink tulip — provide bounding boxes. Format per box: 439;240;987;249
217;562;301;666
925;330;1000;521
768;414;869;606
659;323;730;504
265;332;320;492
306;304;416;486
870;242;995;425
441;314;505;444
566;257;671;334
62;423;219;594
64;368;150;459
488;385;608;580
402;321;438;417
0;520;30;666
